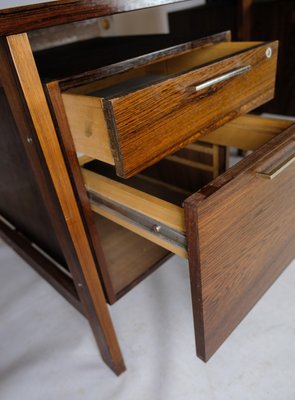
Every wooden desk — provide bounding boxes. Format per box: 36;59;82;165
1;0;294;376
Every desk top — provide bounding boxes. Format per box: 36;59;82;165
0;0;185;36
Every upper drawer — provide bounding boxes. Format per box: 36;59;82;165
62;33;278;178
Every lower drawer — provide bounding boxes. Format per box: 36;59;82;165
81;115;295;361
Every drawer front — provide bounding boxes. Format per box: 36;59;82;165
105;42;278;178
184;124;295;362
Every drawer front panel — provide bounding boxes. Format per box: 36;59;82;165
107;42;278;178
184;124;295;362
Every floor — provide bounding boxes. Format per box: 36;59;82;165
0;239;294;400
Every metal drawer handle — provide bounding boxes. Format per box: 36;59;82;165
256;153;295;180
195;65;251;92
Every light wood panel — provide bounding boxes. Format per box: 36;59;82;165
201;114;294;150
62;93;114;164
82;169;185;233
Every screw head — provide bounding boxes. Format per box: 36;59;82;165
101;18;111;30
266;47;272;59
27;137;33;144
152;224;161;233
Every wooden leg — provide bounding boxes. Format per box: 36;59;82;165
0;34;125;375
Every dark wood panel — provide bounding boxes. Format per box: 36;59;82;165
252;0;295;116
0;0;185;36
185;123;295;361
0;86;65;265
169;2;238;40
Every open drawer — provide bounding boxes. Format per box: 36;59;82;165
62;32;278;178
81;115;295;361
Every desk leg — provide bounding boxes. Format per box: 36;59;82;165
0;33;125;375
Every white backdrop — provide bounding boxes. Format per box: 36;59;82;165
1;0;55;7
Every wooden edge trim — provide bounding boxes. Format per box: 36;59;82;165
46;80;117;305
6;33;125;375
183;200;207;361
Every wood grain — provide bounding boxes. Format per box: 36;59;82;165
62;39;274;177
200;114;294;150
82;169;184;233
62;34;233;169
46;80;117;305
0;0;186;36
0;86;64;265
185;123;295;362
62;93;114;165
6;33;125;375
107;41;278;177
95;214;170;297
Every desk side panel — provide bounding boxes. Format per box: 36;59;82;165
0;86;65;265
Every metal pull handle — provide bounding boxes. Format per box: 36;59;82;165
195;65;251;92
256;153;295;180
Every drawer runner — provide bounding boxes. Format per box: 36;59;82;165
88;190;187;253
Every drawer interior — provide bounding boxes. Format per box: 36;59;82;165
81;115;294;259
34;34;219;82
66;41;260;96
94;213;170;298
62;41;263;167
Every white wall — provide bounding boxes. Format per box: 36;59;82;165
108;0;204;36
0;0;55;7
